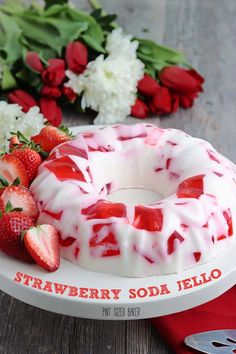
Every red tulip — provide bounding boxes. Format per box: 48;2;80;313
178;92;198;108
42;59;66;86
41;86;61;98
159;66;204;93
26;52;44;73
8;90;37;113
137;74;160;96
62;86;77;102
171;93;180;113
131;98;149;118
150;87;172;115
39;98;62;127
66;41;88;74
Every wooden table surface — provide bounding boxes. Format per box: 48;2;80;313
1;0;236;353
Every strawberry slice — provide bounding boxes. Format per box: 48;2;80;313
0;211;34;263
24;224;60;272
0;186;39;222
177;175;205;198
0;154;29;188
12;148;42;182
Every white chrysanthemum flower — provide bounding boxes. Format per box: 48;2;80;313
17;106;46;138
0;101;23;147
106;27;139;60
0;101;45;148
66;28;144;124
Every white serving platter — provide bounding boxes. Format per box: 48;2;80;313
0;125;235;320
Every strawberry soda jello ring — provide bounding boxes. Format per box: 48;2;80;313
30;124;236;277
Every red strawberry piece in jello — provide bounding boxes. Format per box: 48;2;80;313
0;186;39;222
223;209;233;236
133;205;163;232
45;155;86;182
177;175;205;198
89;223;120;257
49;143;88;160
24;224;60;272
167;231;185;255
81;201;126;220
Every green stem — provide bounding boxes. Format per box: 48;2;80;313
89;0;102;10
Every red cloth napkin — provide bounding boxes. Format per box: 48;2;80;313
151;286;236;354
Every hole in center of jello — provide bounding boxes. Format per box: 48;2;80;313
105;187;163;205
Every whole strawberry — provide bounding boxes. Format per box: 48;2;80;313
12;148;42;182
0;211;35;263
32;126;72;153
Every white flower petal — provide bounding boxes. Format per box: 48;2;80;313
66;28;144;125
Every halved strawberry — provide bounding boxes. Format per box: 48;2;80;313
0;211;35;263
32;126;72;153
12;148;42;182
0;186;39;222
0;154;29;188
24;224;60;272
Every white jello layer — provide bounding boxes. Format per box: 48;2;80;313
30;124;236;277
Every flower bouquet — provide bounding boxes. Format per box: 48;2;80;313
0;0;204;132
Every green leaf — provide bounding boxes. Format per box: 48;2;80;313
1;66;16;89
5;200;12;212
45;0;68;10
137;38;187;65
0;11;22;63
66;7;105;52
0;175;9;187
12;177;21;186
12;10;87;57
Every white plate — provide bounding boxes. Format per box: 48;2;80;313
0;125;235;320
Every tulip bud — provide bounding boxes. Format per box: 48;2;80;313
41;86;61;98
66;41;88;74
150;87;172;115
131;98;149;118
42;59;66;86
159;66;204;93
62;86;77;102
39;98;62;126
138;74;160;96
8;90;37;113
26;52;44;73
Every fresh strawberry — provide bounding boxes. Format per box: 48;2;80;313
24;224;60;272
0;186;39;222
0;211;35;263
0;154;29;189
32;126;72;153
12;148;42;182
